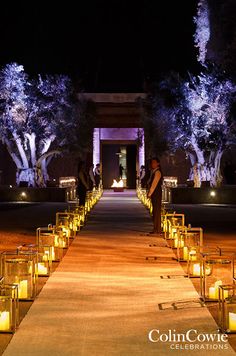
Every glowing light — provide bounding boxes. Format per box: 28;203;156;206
210;191;216;197
59;177;76;187
21;192;26;198
111;179;124;188
163;177;178;187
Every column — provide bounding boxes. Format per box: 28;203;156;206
138;128;145;168
93;128;100;166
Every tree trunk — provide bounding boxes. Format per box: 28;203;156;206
36;149;61;187
209;150;223;187
16;168;36;187
187;151;196;181
25;133;36;167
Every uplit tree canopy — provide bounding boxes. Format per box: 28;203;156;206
0;63;74;187
179;67;236;186
143;67;236;187
194;0;210;66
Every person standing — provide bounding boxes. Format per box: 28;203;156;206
119;164;124;180
94;163;101;189
147;158;163;235
88;164;96;190
139;165;146;188
77;161;89;206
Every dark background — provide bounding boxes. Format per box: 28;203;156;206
0;0;199;92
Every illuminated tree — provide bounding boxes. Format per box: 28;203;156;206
143;68;236;187
178;67;236;186
0;63;73;187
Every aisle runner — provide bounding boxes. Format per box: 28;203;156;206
4;191;234;356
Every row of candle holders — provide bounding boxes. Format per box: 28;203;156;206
0;187;103;333
137;186;236;334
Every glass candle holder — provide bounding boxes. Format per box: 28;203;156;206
74;206;85;226
163;214;185;240
200;255;235;302
0;284;19;329
36;227;64;262
168;226;186;249
53;231;69;249
0;295;16;333
56;212;76;239
219;285;236;333
71;213;81;233
68;205;85;228
177;227;203;262
187;246;221;278
1;251;37;301
17;244;52;277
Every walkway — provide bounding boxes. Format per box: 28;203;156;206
4;191;235;356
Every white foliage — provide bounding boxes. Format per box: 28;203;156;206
194;0;210;65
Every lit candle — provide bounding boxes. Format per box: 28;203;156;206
0;311;10;331
62;227;70;237
54;235;59;247
229;312;236;331
15;279;28;299
19;280;28;299
174;238;184;248
58;238;66;248
209;280;222;300
51;247;55;261
170;228;177;239
163;221;167;232
183;247;188;261
209;286;216;299
192;263;201;276
174;238;178;248
223;289;229;299
192;264;211;277
189;250;197;261
28;264;32;274
37;263;48;275
42;252;49;261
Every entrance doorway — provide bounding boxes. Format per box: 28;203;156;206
102;144;137;189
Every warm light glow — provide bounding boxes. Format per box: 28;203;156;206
0;311;10;331
111;179;124;188
192;263;211;276
229;312;236;331
209;280;225;300
210;191;216;197
16;280;28;299
59;177;76;187
183;247;189;261
21;192;26;197
163;177;178;187
37;263;48;275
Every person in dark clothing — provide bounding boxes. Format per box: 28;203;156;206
147;158;163;235
139;165;146;188
119;164;124;179
94;163;101;188
77;161;89;206
88;164;96;190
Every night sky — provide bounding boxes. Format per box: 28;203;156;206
1;1;199;92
